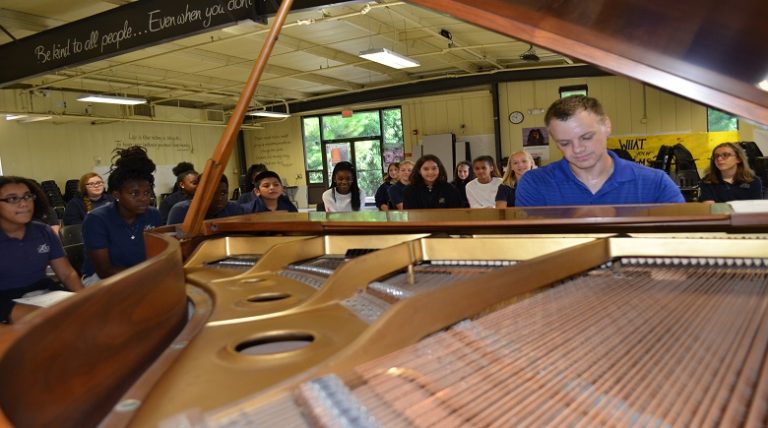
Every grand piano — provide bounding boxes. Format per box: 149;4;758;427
1;1;767;427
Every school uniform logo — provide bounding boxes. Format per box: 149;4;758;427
37;243;50;254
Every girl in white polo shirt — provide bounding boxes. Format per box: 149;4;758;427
465;155;502;208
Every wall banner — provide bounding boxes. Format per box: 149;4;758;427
608;131;739;172
0;0;271;86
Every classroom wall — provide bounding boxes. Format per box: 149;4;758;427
498;75;713;162
3;74;764;205
0;119;239;195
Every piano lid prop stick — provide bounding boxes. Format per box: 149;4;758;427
180;0;295;238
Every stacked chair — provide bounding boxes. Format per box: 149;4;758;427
40;180;66;218
59;224;84;275
63;179;81;203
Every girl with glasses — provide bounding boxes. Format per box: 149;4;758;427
699;143;763;203
63;173;114;225
81;146;162;285
0;176;83;324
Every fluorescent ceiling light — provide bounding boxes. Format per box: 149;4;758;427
5;114;51;122
246;110;290;118
359;48;420;69
758;79;768;92
77;95;147;105
21;115;52;123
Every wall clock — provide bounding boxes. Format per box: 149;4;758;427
508;111;524;124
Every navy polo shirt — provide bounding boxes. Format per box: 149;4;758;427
242;195;298;213
63;194;114;225
81;203;161;276
388;181;406;207
402;182;462;209
374;182;393;209
166;200;244;225
158;191;190;224
0;221;65;290
699;177;763;202
495;184;516;206
516;150;685;206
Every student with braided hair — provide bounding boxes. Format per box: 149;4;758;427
81;146;162;285
62;172;113;225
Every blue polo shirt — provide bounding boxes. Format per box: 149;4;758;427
0;221;65;291
82;203;162;276
516;150;684;206
166;200;244;225
242;195;298;213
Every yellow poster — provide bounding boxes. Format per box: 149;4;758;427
608;131;739;173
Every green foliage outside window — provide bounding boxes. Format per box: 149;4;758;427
707;108;738;132
301;108;405;196
303;118;323;183
354;140;383;198
322;111;381;140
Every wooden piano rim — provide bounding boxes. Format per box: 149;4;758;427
98;284;213;427
0;232;189;428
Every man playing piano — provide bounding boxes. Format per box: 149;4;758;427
516;95;684;206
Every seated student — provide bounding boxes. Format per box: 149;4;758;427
1;176;83;324
81;146;162;286
403;155;462;209
466;155;502;208
159;169;199;224
322;161;365;212
170;162;195;193
241;171;298;213
450;161;473;208
496;151;536;208
699;142;763;203
374;162;400;211
167;174;244;224
63;173;113;225
239;163;268;202
388;160;414;210
516;96;684;206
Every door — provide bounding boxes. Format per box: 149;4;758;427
322;139;383;205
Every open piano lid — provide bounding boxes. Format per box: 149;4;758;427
408;0;768;126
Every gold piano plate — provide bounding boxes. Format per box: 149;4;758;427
198;236;768;427
125;236;596;426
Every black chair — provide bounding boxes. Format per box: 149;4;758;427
63;179;80;203
53;206;65;220
316;201;325;212
64;243;85;275
671;169;701;202
60;224;83;246
232;187;241;201
40;180;64;205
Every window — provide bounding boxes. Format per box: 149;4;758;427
707;108;738;132
302;117;323;184
302;108;405;200
559;84;588;98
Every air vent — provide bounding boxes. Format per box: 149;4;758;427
125;104;153;118
205;109;225;123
